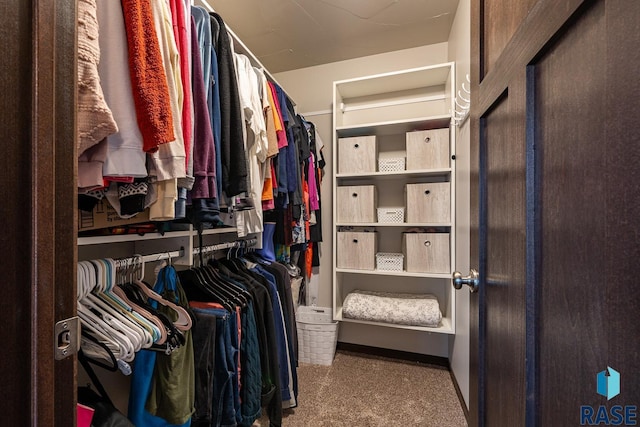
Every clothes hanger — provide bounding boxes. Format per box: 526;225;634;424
131;256;193;331
200;250;251;306
77;262;128;362
92;259;161;347
189;263;237;312
207;260;252;306
118;281;185;352
80;328;119;372
81;260;149;354
107;258;164;344
93;259;155;350
78;262;134;362
112;284;167;345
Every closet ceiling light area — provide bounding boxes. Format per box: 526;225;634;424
195;0;459;72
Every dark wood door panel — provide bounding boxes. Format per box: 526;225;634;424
534;1;640;423
482;0;537;76
473;0;640;425
535;2;607;423
483;94;527;427
474;0;585;113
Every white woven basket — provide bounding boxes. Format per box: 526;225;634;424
378;157;405;172
377;207;405;223
297;306;338;366
376;252;404;271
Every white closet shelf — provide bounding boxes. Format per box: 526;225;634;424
200;227;239;236
334;308;454;334
336;115;451;138
335;268;452;279
336;168;451;180
78;227;238;246
335;223;451;228
334;64;453;99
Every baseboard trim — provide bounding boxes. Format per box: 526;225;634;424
449;369;470;423
336;342;449;369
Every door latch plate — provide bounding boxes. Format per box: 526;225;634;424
54;316;80;360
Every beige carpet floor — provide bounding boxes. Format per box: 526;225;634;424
255;350;468;426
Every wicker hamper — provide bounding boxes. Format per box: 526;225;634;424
296;306;339;366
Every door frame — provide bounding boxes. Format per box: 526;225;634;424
0;1;77;425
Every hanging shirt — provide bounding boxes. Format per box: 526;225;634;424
147;0;186;182
121;0;175;153
169;0;193;179
234;54;268;237
95;0;147;179
77;0;117;158
211;12;248;197
267;82;287;149
207;14;223;206
128;266;194;427
188;16;217;201
261;76;279;159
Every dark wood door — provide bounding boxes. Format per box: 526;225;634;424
470;0;640;425
0;1;77;426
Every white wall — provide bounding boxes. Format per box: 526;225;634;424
275;43;454;357
447;0;471;409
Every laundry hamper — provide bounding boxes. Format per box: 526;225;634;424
296;306;339;366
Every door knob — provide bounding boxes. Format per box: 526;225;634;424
452;269;479;292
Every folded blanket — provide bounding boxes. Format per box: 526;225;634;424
342;290;442;327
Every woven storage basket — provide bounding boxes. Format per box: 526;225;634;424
377;207;405;223
378;157;405;172
376;252;404;271
297;306;339;366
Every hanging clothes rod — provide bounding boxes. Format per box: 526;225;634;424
113;248;186;267
196;0;296;106
193;237;258;255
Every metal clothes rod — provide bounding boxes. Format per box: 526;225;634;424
114;249;185;266
193;237;257;255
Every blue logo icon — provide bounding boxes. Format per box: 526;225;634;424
597;367;620;400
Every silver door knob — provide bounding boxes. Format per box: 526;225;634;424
452;269;479;292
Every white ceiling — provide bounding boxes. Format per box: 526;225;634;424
197;0;459;73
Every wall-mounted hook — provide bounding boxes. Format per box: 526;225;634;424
455;96;469;111
458;89;470;104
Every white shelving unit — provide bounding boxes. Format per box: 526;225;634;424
332;63;457;335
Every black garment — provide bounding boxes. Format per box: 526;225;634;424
262;262;298;399
190;311;217;427
311;241;321;267
292;113;310;162
305;120;323;243
285;98;304;214
216;263;283;427
209;13;247;197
